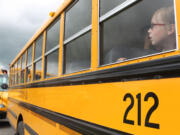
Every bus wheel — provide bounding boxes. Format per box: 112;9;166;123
16;121;24;135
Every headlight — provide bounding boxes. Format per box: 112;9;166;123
0;104;5;108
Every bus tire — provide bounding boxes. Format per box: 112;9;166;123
16;121;24;135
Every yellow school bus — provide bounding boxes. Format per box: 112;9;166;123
0;69;8;119
8;0;180;134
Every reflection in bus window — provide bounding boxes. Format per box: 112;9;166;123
21;70;25;83
26;66;32;82
64;0;92;40
64;32;91;74
34;60;42;81
17;59;21;84
35;34;43;60
100;0;176;65
0;74;8;91
27;45;33;65
0;75;8;84
14;62;17;84
22;53;25;69
100;0;126;16
21;53;26;83
45;50;59;78
45;17;60;53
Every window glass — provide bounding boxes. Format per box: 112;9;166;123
21;70;25;83
16;62;18;84
11;66;14;85
45;50;59;78
13;67;15;85
64;32;91;74
9;68;11;85
64;0;92;40
22;53;25;69
34;60;42;81
46;17;60;53
100;0;126;16
17;59;21;71
100;0;176;65
14;62;17;84
35;34;43;60
26;66;32;82
17;59;21;84
0;75;8;84
16;72;19;84
27;45;33;65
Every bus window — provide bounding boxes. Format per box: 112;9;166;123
63;0;92;74
100;0;176;65
34;60;42;81
11;66;14;85
64;0;92;40
35;34;43;60
17;59;21;84
27;45;33;66
34;34;43;81
21;53;25;70
45;17;60;53
45;50;59;78
21;53;25;83
26;45;33;82
26;66;32;82
0;75;8;89
44;17;60;78
14;62;17;85
15;62;18;84
64;32;91;74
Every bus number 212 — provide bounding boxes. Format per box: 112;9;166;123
123;92;160;129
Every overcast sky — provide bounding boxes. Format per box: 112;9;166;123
0;0;64;70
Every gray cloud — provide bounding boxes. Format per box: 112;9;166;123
0;0;64;70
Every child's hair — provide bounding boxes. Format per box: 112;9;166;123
153;7;175;24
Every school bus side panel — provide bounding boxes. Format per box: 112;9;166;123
24;77;180;135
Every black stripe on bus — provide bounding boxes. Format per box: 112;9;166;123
10;55;180;89
7;108;17;119
8;97;133;135
24;123;39;135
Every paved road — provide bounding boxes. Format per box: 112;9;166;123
0;119;15;135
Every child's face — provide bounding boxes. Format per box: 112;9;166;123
148;13;169;46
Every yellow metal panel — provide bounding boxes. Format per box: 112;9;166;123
57;124;81;135
0;91;8;112
175;0;180;50
7;111;17;129
176;0;180;35
20;78;180;134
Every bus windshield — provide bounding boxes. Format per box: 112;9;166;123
0;75;8;91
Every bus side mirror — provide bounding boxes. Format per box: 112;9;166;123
1;83;8;89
